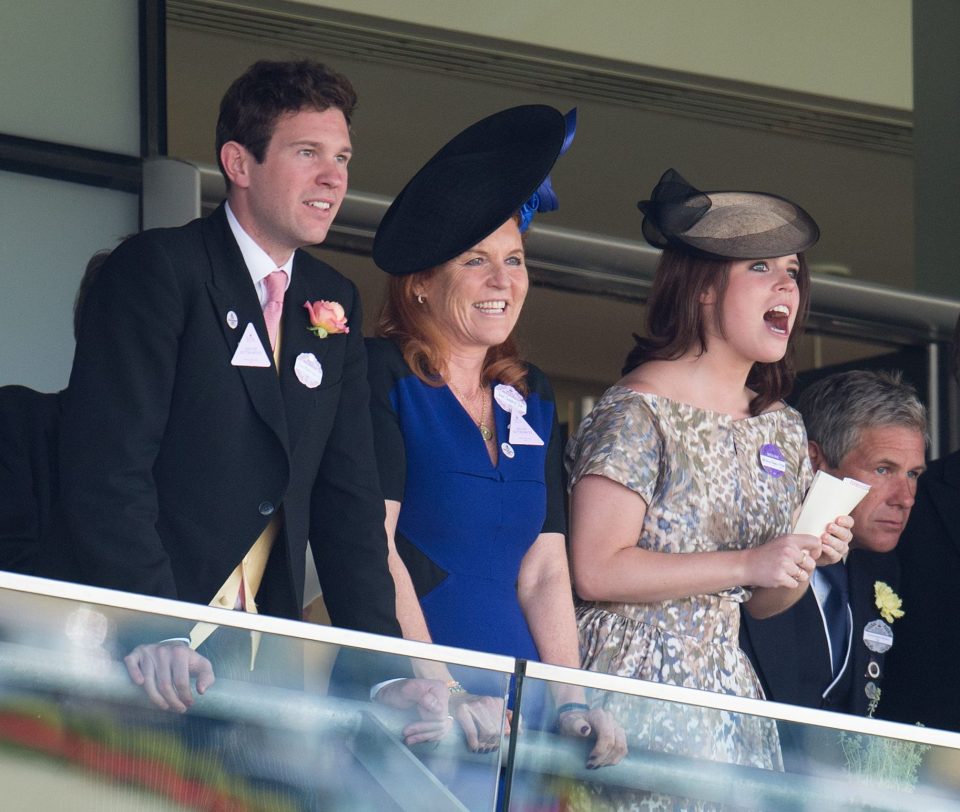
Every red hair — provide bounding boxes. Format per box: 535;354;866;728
377;272;529;394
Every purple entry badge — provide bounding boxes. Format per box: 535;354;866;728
758;443;787;478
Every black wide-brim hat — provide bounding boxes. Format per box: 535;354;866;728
638;168;819;260
373;105;568;276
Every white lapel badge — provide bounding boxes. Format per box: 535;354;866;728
231;322;271;367
295;352;323;388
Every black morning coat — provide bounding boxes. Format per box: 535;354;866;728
50;204;399;637
878;451;960;732
740;548;900;716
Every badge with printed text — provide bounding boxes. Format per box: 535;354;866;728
500;442;515;459
294;353;323;388
231;323;271;367
226;310;239;329
509;412;544;446
863;619;894;653
494;384;527;416
495;383;542;446
758;443;786;478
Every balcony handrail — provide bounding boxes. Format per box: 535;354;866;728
0;571;514;673
193;162;960;344
523;660;960;751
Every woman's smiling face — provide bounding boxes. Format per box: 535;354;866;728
419;218;529;354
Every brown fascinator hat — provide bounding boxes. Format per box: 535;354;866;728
638;168;819;260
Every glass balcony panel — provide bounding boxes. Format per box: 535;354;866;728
0;573;512;811
507;661;960;811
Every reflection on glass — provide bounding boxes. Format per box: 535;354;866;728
509;671;960;811
776;718;960;807
0;579;508;811
6;577;960;811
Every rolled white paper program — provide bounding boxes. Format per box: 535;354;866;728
792;470;870;537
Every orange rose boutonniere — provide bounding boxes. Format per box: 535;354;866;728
303;300;349;338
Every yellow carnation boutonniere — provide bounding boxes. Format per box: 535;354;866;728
874;581;904;624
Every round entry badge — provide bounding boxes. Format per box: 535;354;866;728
758;443;786;478
294;353;324;389
863;619;894;654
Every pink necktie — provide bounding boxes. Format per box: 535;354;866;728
262;269;287;352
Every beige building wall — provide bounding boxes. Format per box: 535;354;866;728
296;0;912;107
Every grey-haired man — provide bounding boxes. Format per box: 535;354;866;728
740;370;926;716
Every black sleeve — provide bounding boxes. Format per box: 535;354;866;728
527;365;567;537
364;338;409;502
58;234;183;598
0;387;58;575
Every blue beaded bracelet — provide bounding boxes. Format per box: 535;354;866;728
557;702;590;716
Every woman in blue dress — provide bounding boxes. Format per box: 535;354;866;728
367;105;625;766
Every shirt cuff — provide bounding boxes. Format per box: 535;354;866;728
370;677;405;701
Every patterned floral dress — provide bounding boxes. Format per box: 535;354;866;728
567;387;812;783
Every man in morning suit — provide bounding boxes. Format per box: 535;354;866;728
54;60;400;711
879;316;960;732
740;370;926;716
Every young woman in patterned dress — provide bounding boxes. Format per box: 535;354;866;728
565;169;854;803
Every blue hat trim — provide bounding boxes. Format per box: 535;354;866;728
519;108;577;233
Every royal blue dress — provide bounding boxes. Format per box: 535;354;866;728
366;338;566;678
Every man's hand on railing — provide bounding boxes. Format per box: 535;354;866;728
123;640;215;713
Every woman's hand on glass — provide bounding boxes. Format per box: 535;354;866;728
557;705;628;768
448;691;510;753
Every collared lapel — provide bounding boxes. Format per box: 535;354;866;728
277;252;337;453
926;453;960;559
844;551;875;713
813;572;850;700
843;549;899;714
202;205;290;453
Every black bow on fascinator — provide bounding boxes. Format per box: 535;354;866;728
637;168;819;260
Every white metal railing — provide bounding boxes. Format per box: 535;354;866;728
133;159;960;346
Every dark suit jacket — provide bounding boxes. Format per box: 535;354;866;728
51;204;399;636
740;548;900;716
0;386;60;575
878;451;960;732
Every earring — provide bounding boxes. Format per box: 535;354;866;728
416;293;425;304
